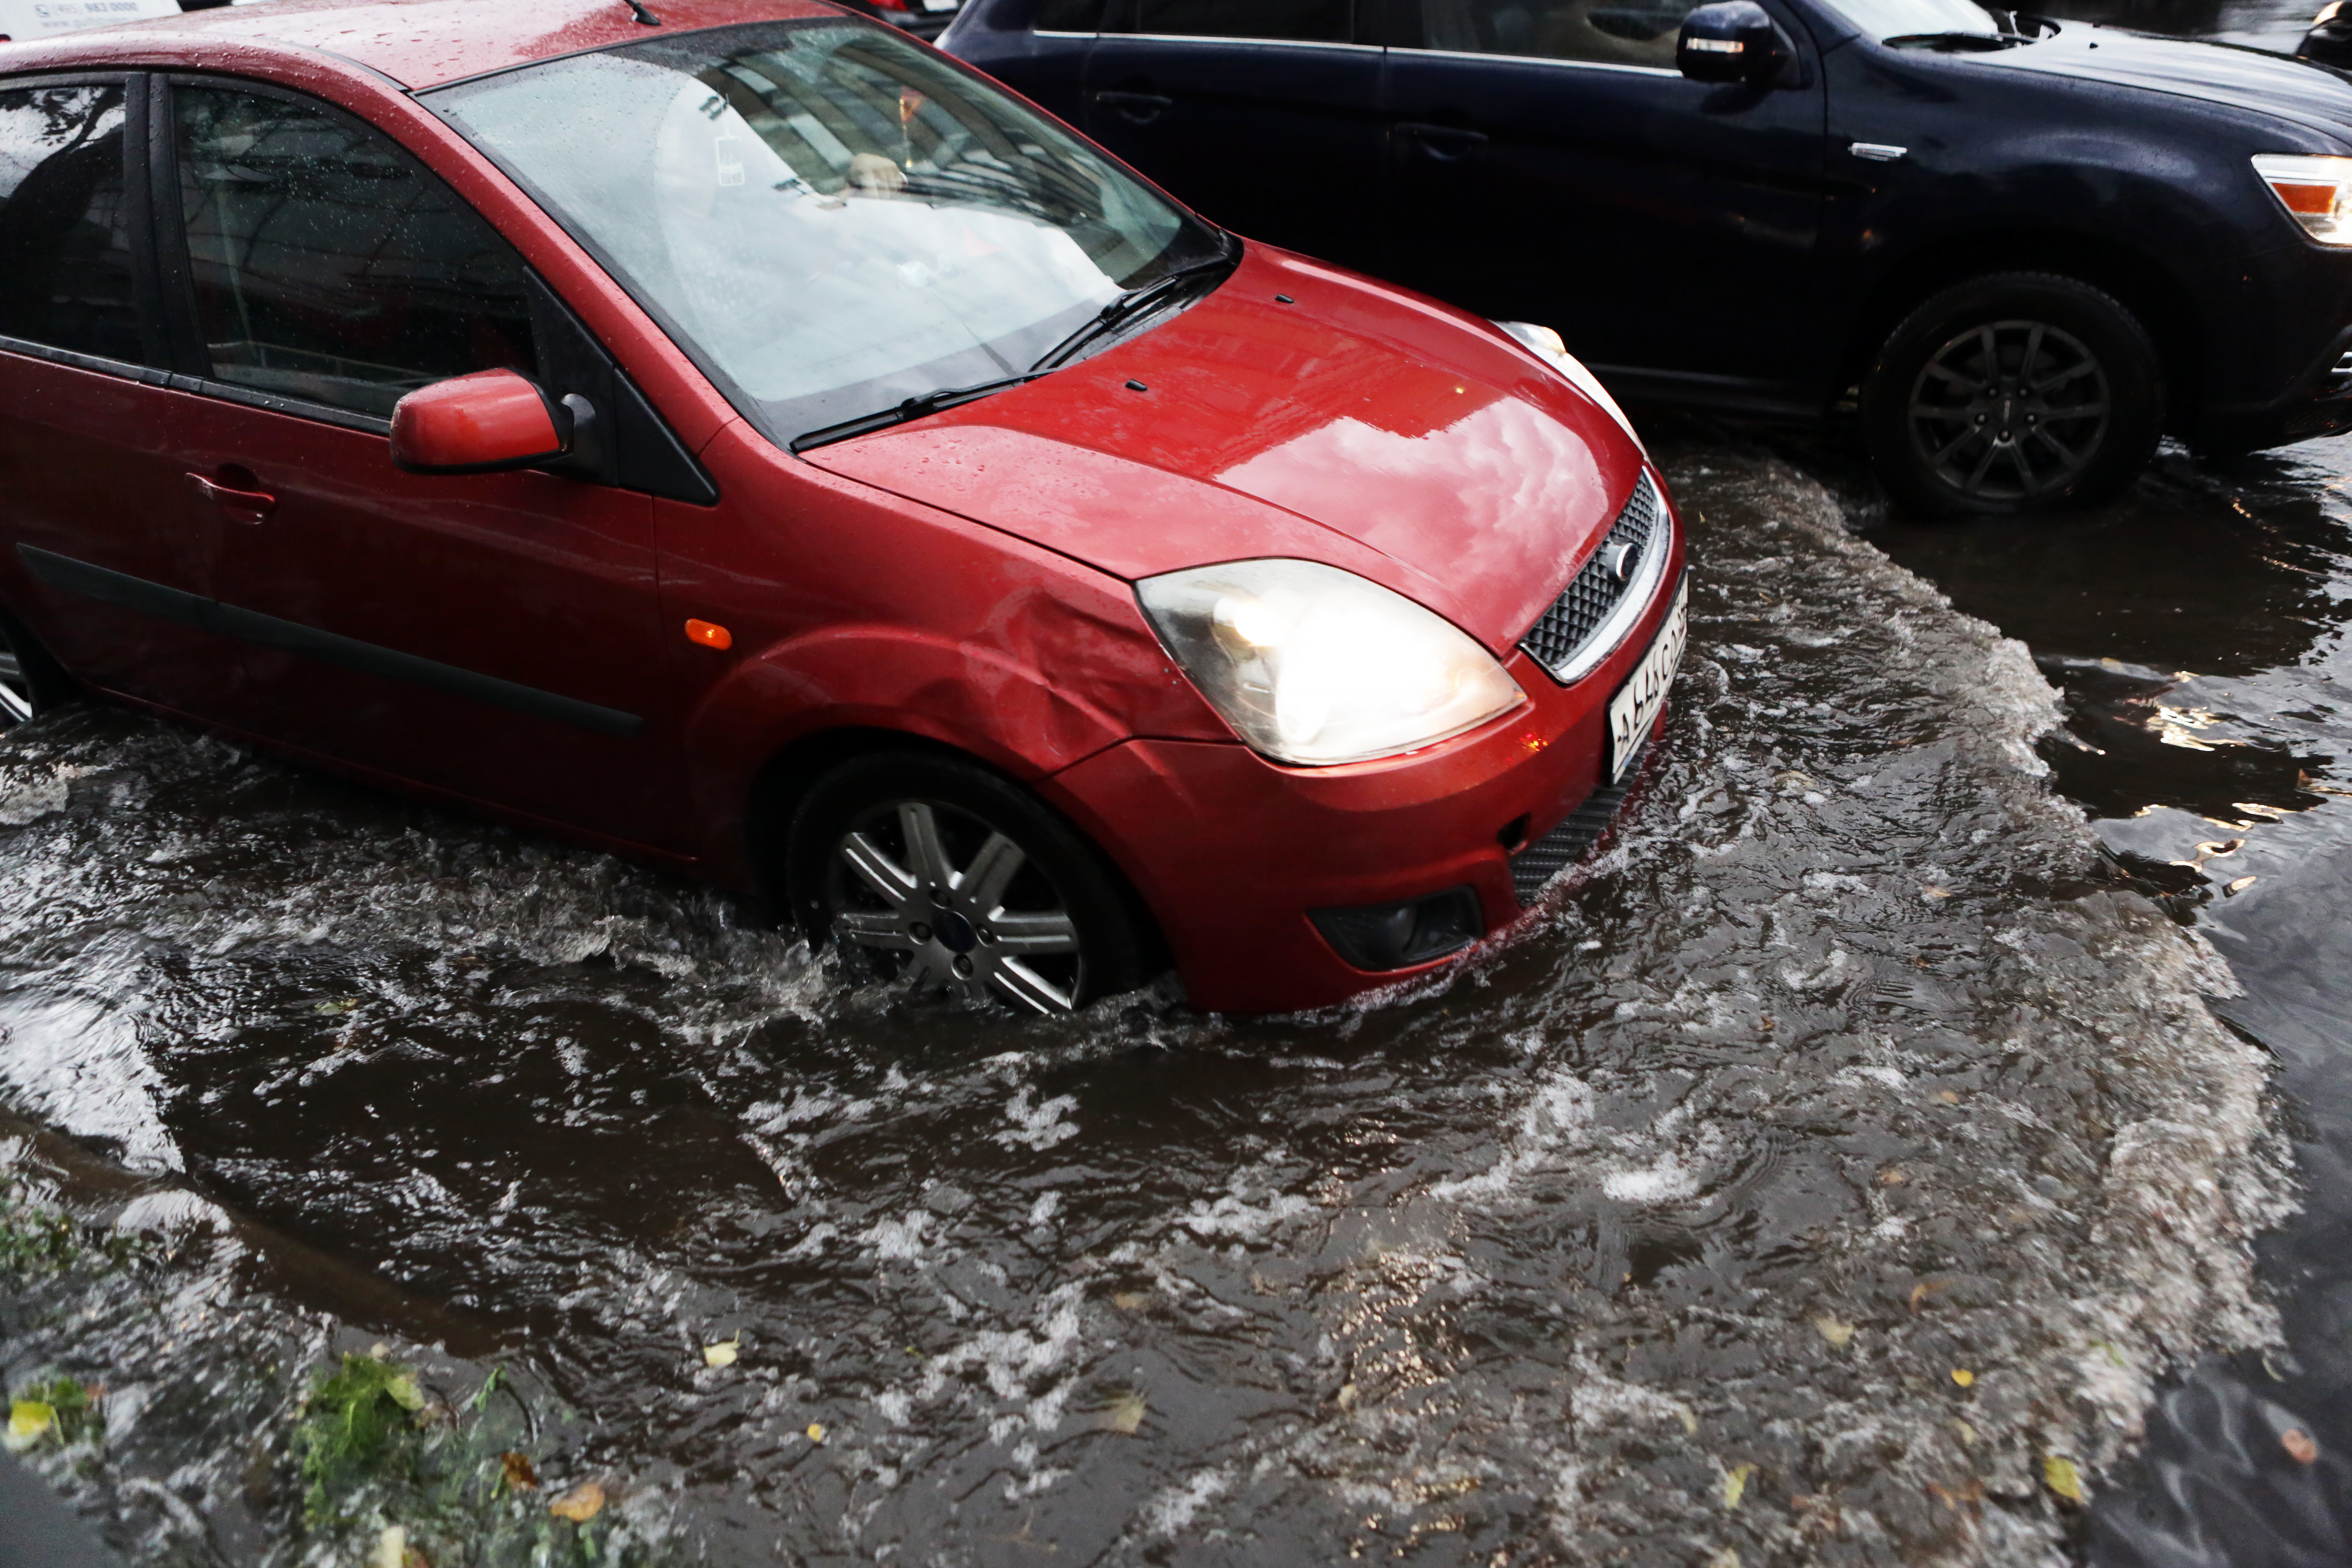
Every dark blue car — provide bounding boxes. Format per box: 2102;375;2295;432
944;0;2352;514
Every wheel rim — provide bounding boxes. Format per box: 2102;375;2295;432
825;799;1087;1013
1906;318;2111;503
0;646;33;728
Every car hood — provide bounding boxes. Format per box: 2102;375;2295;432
1988;27;2352;138
799;245;1648;656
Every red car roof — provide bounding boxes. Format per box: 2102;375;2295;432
6;0;844;90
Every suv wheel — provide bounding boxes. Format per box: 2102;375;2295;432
784;752;1149;1014
1862;272;2165;517
0;609;70;731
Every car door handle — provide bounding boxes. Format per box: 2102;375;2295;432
1094;89;1172;123
186;471;277;524
1398;122;1489;160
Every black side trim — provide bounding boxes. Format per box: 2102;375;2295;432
17;546;644;739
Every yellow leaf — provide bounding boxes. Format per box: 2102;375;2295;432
1812;1315;1856;1349
702;1336;740;1369
1111;1292;1149;1311
5;1400;54;1453
1721;1461;1756;1509
2225;876;2258;896
2042;1455;2085;1504
500;1451;540;1492
384;1374;425;1412
1951;1369;1974;1388
368;1526;406;1568
1953;1419;1979;1446
549;1480;605;1522
1102;1391;1147;1436
805;1423;826;1445
1705;1550;1741;1568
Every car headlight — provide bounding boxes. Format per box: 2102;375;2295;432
1136;559;1526;766
2254;154;2352;244
1493;320;1644;450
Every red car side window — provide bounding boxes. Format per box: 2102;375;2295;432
0;81;149;366
171;85;538;420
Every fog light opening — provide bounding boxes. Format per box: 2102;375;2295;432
1311;885;1485;972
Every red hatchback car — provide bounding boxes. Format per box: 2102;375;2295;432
0;0;1686;1014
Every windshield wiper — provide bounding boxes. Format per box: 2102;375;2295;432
1882;29;2029;47
1030;246;1239;373
789;370;1046;454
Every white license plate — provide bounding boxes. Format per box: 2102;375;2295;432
1606;577;1687;782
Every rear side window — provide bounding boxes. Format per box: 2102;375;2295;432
1127;0;1353;42
1034;0;1109;26
1412;0;1698;64
0;82;148;365
172;85;537;418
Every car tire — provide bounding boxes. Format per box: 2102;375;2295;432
784;751;1150;1014
0;606;72;730
1862;272;2165;517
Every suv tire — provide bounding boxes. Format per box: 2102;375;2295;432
1863;272;2165;517
784;751;1150;1013
0;607;72;730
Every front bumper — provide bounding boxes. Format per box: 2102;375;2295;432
1041;538;1688;1014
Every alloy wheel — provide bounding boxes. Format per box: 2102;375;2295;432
0;645;33;727
1907;319;2110;504
826;798;1087;1013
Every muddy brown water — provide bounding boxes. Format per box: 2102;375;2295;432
0;437;2294;1566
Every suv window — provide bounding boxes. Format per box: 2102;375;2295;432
1125;0;1352;42
1412;0;1697;65
172;84;537;419
1034;0;1110;27
0;82;149;365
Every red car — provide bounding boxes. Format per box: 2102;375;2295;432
0;0;1686;1014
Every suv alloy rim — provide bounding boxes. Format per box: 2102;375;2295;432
1908;319;2111;503
827;799;1087;1013
0;646;33;726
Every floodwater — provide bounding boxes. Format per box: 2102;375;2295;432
0;437;2296;1566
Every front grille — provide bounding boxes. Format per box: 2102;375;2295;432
1519;470;1664;682
1508;733;1651;905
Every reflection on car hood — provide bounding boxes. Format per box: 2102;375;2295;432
799;245;1649;655
1989;27;2352;137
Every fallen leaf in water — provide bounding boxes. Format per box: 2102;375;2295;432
2042;1455;2085;1504
1951;1369;1974;1388
1102;1390;1147;1435
1704;1549;1740;1568
549;1481;604;1522
805;1423;826;1445
1111;1292;1148;1311
1721;1461;1755;1509
2194;839;2246;859
313;998;360;1015
2284;1429;2320;1464
5;1400;54;1452
1875;1167;1907;1187
368;1526;406;1568
500;1451;539;1491
1920;884;1951;900
1936;1089;1962;1105
2233;802;2288;821
703;1335;740;1368
2225;876;2258;895
1953;1419;1979;1446
1335;1382;1357;1410
383;1373;425;1412
1908;1280;1948;1312
1812;1315;1856;1349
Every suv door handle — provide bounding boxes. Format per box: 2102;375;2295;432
1397;122;1489;160
186;470;277;524
1094;89;1172;123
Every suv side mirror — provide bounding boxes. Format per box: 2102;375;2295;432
1677;0;1788;83
2300;0;2352;65
390;368;572;475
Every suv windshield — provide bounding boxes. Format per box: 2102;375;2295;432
430;21;1223;443
1822;0;2019;41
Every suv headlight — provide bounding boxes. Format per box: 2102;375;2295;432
1493;320;1644;450
1136;559;1526;766
2254;154;2352;244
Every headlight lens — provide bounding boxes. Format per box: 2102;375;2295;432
1493;319;1644;450
2254;154;2352;245
1136;559;1526;766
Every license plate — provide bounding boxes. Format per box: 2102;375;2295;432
1606;577;1687;782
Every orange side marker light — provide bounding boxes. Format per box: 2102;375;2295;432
685;618;733;651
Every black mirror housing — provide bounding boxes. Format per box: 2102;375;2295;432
2299;0;2352;65
1678;0;1788;82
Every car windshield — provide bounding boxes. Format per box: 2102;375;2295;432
1821;0;2015;40
429;20;1222;443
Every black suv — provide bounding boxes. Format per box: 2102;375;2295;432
946;0;2352;514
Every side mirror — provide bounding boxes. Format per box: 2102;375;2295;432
390;368;571;475
1677;0;1788;83
2300;0;2352;65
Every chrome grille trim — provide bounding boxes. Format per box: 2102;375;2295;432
1518;470;1673;686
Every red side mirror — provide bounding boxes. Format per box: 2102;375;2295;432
390;369;570;475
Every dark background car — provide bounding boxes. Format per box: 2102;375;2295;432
946;0;2352;515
